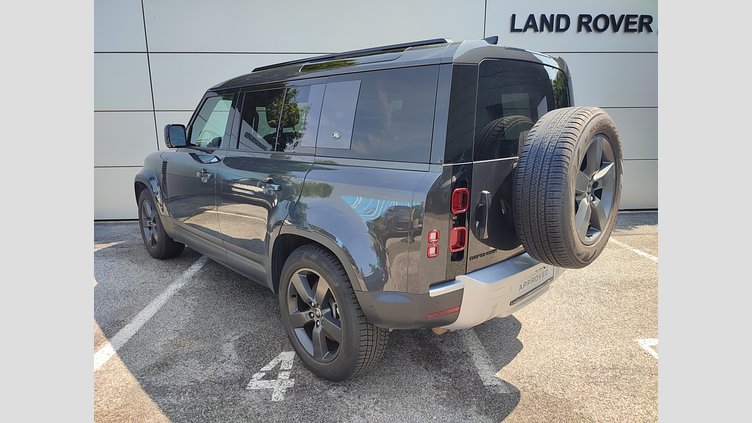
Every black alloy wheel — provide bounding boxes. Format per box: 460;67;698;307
137;189;185;259
141;198;160;248
574;134;618;245
286;268;343;362
278;245;388;381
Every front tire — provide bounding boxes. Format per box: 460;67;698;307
137;189;185;259
279;245;388;381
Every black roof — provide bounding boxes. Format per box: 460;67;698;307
210;38;565;91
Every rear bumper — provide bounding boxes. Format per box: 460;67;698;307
355;288;463;329
437;253;563;330
355;253;562;330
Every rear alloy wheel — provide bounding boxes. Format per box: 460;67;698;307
279;245;388;381
286;268;343;362
513;107;623;268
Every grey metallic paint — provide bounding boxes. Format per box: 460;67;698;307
135;39;573;328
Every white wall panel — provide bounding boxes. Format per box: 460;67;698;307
143;0;485;53
558;52;657;107
603;107;657;160
93;1;659;217
156;111;194;149
95;112;157;167
94;53;153;110
149;53;314;110
94;0;146;52
621;160;657;209
95;167;142;219
485;0;657;52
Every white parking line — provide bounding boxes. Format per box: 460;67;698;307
94;241;123;252
610;238;658;263
460;329;513;393
94;256;208;371
637;338;658;359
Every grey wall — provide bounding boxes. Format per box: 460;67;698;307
95;0;657;219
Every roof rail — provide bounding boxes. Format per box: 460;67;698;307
252;38;452;73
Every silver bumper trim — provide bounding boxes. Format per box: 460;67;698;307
439;253;564;330
428;279;464;297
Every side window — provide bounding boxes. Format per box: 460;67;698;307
316;66;439;163
276;84;325;152
189;93;234;148
237;89;286;152
317;80;360;150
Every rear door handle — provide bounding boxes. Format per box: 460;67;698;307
475;190;491;240
196;169;214;183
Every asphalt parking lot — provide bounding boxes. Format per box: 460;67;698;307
94;211;657;422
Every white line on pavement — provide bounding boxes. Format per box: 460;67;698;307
94;256;209;372
94;241;123;252
637;338;659;360
460;329;513;393
610;238;658;263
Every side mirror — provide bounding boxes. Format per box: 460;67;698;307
164;124;187;148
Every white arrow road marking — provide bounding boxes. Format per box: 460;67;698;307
637;338;658;359
94;256;209;371
246;351;297;401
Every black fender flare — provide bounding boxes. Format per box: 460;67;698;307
134;169;165;213
273;224;368;292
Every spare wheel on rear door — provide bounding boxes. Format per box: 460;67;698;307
513;106;623;268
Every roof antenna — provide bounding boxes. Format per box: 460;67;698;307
484;35;499;45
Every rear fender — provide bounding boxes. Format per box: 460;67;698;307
275;224;366;293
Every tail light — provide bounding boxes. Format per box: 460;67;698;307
427;230;440;243
451;188;469;214
427;244;440;258
449;227;467;252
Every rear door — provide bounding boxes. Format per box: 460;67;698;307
216;81;325;286
163;91;236;264
466;59;571;272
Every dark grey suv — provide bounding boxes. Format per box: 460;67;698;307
135;37;623;381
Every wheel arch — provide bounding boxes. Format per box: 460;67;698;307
134;169;163;209
271;226;366;295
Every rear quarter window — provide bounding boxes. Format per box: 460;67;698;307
316;66;439;163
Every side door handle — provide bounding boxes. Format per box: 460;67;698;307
196;169;214;183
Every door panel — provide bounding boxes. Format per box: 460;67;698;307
216;83;324;286
164;150;222;239
162;91;236;264
217;152;313;284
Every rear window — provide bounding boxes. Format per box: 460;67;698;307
316;66;439;163
474;59;570;161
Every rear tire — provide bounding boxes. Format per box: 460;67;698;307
137;189;185;259
513;107;623;268
279;245;388;381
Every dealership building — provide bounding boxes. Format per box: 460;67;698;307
94;0;657;219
